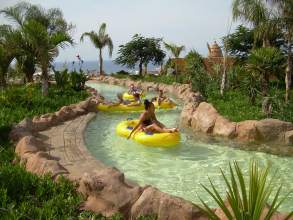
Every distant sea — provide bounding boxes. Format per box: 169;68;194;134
53;60;160;74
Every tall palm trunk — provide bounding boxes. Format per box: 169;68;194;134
144;63;148;76
139;62;143;76
285;37;292;103
25;72;34;82
41;65;49;96
175;58;178;82
220;60;227;96
99;48;103;75
0;72;6;87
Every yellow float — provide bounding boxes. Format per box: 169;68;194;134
97;103;144;112
116;119;180;147
97;100;176;112
122;92;145;100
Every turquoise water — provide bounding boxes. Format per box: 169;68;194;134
85;82;293;212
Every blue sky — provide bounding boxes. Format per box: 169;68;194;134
0;0;239;62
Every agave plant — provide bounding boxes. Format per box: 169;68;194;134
199;160;293;220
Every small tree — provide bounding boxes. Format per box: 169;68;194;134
115;34;165;76
1;2;74;96
80;23;113;75
164;42;185;81
246;47;285;97
185;50;209;97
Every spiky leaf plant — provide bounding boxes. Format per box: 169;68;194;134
199;160;293;220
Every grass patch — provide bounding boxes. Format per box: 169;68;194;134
0;83;157;219
0;84;115;219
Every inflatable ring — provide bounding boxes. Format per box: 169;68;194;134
116;119;180;147
153;100;176;109
97;103;144;112
97;100;176;112
123;92;145;100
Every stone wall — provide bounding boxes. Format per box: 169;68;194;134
9;90;208;220
10;80;292;219
95;76;293;147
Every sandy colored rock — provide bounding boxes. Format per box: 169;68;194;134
130;186;208;220
284;130;293;145
236;120;259;142
180;103;196;127
78;167;143;218
15;135;45;158
32;113;58;131
9;118;34;142
25;151;68;179
185;92;204;106
213;116;236;138
191;102;219;133
255;119;293;142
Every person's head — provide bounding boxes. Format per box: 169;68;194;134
133;93;140;101
117;93;123;102
144;99;155;112
159;89;163;95
130;84;134;89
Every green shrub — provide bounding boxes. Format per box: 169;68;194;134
70;69;87;91
199;160;293;220
54;68;69;90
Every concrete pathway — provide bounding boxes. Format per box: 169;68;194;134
36;113;105;179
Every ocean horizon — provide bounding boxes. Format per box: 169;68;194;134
53;60;160;74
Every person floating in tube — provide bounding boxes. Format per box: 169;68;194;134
127;100;178;139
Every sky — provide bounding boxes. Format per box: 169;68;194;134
0;0;239;62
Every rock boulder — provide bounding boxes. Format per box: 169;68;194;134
213;116;236;138
78;167;143;218
25;151;68;179
191;102;219;133
130;186;208;220
255;119;293;142
236;120;259;142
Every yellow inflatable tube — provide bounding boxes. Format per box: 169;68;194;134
97;103;144;112
123;92;145;100
97;100;176;112
116;119;180;147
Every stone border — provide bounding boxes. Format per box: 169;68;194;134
9;82;291;219
10;92;208;220
93;76;293;148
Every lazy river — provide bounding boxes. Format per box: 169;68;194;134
85;82;293;212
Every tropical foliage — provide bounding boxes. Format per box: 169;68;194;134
80;23;113;75
199;160;293;220
115;34;165;76
0;1;74;95
164;42;185;81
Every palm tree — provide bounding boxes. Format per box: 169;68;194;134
164;42;185;81
1;2;73;94
80;23;113;76
246;47;285;97
0;25;20;87
232;0;278;47
22;20;72;96
267;0;293;102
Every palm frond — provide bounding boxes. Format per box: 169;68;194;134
0;1;31;26
98;22;107;37
164;42;185;58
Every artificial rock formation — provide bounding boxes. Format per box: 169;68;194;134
96;75;293;147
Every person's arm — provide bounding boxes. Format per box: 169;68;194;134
127;114;144;139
